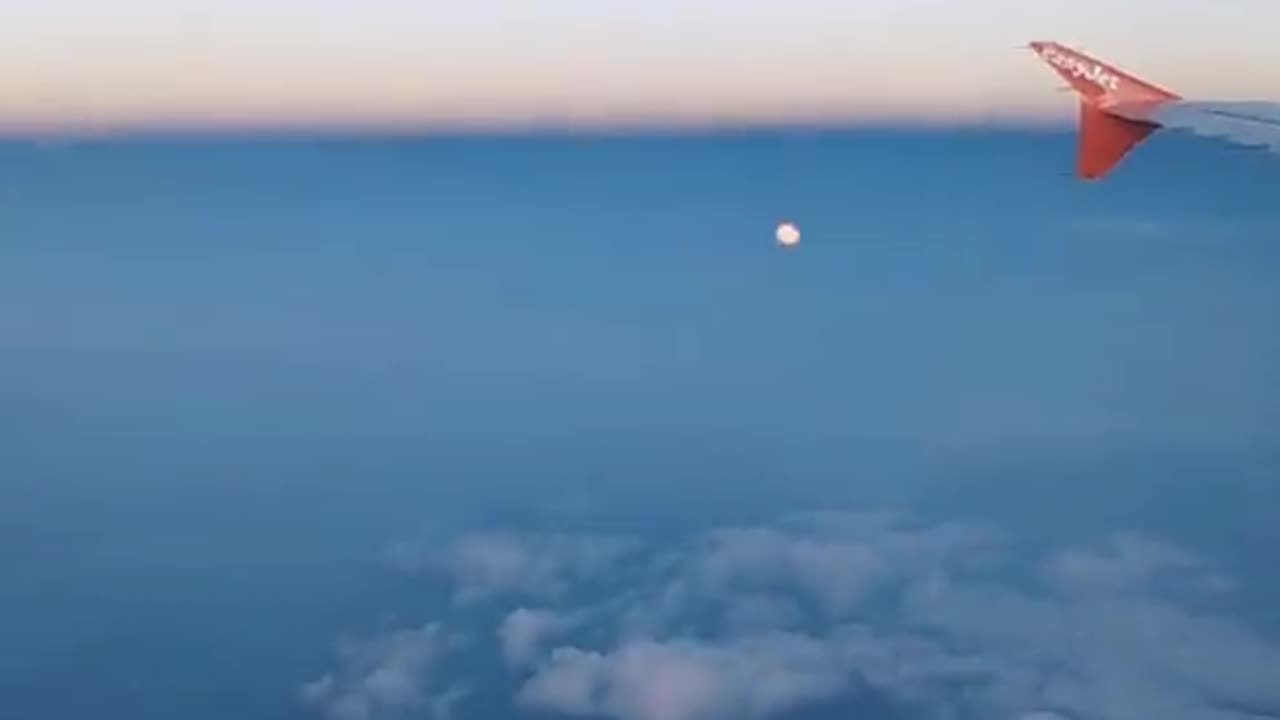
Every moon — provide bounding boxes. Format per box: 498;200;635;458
775;221;800;248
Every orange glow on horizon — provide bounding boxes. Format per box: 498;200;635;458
1;1;1274;135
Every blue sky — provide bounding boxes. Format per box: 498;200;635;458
1;0;1277;130
3;30;1280;716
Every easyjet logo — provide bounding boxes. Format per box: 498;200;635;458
1040;46;1121;93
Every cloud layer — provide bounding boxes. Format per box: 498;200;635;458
300;623;467;720
303;510;1280;720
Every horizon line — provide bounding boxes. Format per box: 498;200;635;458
0;115;1075;141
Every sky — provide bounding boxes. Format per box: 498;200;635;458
3;7;1280;717
2;0;1279;131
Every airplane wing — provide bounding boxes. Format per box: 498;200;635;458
1027;41;1280;178
1143;101;1280;152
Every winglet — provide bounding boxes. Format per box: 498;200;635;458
1028;41;1180;107
1028;41;1180;178
1076;103;1159;179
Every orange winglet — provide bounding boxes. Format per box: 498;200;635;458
1077;102;1160;179
1028;41;1180;108
1028;41;1181;179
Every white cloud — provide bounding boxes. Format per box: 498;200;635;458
499;607;581;668
1044;531;1202;593
901;554;1280;720
781;511;1007;574
306;509;1280;720
720;594;805;634
390;529;641;604
685;526;881;616
299;622;466;720
518;633;848;720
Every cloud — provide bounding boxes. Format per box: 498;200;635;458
304;509;1280;720
719;594;805;634
517;633;848;720
388;529;642;604
780;511;1007;576
1044;531;1203;593
299;622;467;720
662;513;1003;624
499;608;582;668
685;526;882;617
901;558;1280;720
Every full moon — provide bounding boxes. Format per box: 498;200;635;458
775;221;800;248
